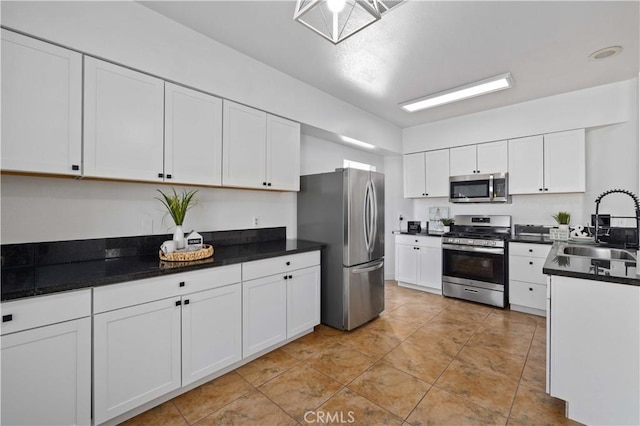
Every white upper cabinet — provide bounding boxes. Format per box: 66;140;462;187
403;149;449;198
84;57;165;182
164;83;223;186
223;100;300;191
509;129;585;194
266;115;301;191
1;29;82;176
450;141;508;176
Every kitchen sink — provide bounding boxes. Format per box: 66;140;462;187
561;245;637;261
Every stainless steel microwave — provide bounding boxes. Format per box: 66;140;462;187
449;172;510;203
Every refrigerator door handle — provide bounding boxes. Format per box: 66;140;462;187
369;179;378;253
363;181;371;252
352;260;384;273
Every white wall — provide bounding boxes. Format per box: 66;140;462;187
300;134;385;175
0;175;297;244
0;1;401;153
384;156;413;280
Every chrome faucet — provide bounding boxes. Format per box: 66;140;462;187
594;189;640;248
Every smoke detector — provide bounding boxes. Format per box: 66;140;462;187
588;46;622;60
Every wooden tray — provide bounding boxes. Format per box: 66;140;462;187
159;244;214;262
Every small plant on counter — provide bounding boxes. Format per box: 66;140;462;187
156;188;198;226
552;211;571;225
440;218;454;226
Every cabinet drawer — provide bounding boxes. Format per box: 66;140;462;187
94;265;241;313
509;242;552;258
395;235;441;248
1;289;91;335
242;251;320;281
509;256;548;285
510;281;546;311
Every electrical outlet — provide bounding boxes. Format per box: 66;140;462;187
253;217;259;227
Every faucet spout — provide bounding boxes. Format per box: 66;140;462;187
594;189;640;249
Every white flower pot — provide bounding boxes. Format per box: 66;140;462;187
173;225;185;250
558;224;569;232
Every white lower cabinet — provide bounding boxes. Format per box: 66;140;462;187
508;242;551;315
1;290;92;426
395;235;442;293
287;266;321;338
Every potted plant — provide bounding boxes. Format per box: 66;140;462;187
440;218;454;233
552;211;571;231
156;188;198;249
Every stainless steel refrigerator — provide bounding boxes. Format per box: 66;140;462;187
297;168;384;330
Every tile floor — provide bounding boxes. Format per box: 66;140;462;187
124;281;581;425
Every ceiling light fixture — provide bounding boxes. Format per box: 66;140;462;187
588;46;622;61
341;136;375;149
400;73;514;113
293;0;404;45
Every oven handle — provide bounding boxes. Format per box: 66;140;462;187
442;244;505;254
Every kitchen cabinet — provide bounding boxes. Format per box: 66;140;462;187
93;266;242;424
508;242;551;315
449;140;508;176
84;57;165;182
242;251;321;357
403;149;450;198
222;100;300;191
1;29;82;176
548;275;639;425
508;129;585;194
395;235;442;293
1;290;91;426
164;82;223;186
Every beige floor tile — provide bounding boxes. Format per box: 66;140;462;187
486;309;540;325
435;359;519;417
520;358;546;392
314;324;346;337
509;384;581;425
363;316;422;340
435;308;491;325
419;316;478;345
235;348;299;386
281;331;335;360
405;327;464;358
311;388;403;425
172;372;254;424
121;402;188;426
348;361;431;419
456;345;526;380
406;387;507;426
466;330;532;357
195;390;296;426
383;341;453;384
339;328;402;358
481;313;537;338
386;305;441;324
306;343;377;384
259;364;343;421
533;325;546;345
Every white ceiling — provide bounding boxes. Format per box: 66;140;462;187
140;1;639;129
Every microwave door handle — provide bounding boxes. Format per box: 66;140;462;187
489;175;494;200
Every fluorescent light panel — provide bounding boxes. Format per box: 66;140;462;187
341;136;375;149
401;73;513;112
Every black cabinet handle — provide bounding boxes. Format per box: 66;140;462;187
288;275;292;279
175;300;182;306
544;188;549;191
529;261;533;265
158;173;164;178
529;287;533;291
284;275;288;280
286;261;290;266
184;299;190;305
539;188;543;192
179;281;185;287
425;193;429;196
267;183;272;187
72;165;80;171
477;170;480;173
529;249;533;252
166;174;172;179
263;182;267;186
2;314;13;322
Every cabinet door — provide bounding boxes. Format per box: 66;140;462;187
266;115;300;191
403;153;426;198
1;318;91;426
222;100;267;189
477;140;508;174
544;129;585;193
287;266;321;338
165;83;223;186
94;298;181;424
242;274;287;357
395;244;418;284
449;145;477;176
508;135;544;194
417;246;442;291
1;30;82;176
425;149;450;197
182;284;242;386
84;57;164;181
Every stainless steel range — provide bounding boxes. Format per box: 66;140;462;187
442;215;511;307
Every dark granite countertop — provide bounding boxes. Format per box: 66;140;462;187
543;242;639;286
509;235;554;245
393;231;445;237
1;228;324;302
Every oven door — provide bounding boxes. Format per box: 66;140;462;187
442;244;505;288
